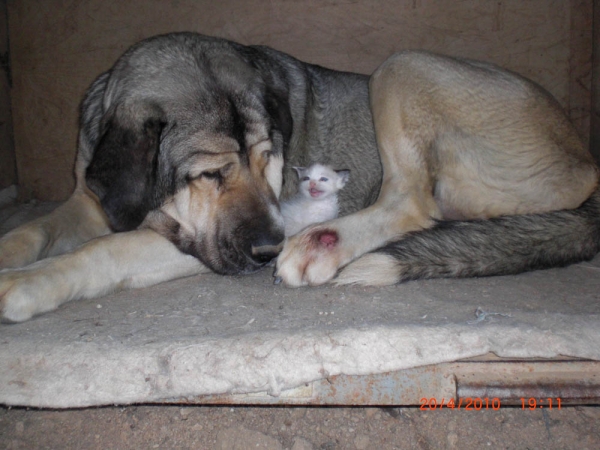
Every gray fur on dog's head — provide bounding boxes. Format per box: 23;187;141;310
84;33;291;274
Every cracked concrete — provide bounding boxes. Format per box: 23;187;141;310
1;201;600;408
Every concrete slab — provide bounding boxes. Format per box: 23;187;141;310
1;203;599;408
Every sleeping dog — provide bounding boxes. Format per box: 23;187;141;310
0;32;598;321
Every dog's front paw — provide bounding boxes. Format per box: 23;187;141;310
275;225;348;287
0;265;60;323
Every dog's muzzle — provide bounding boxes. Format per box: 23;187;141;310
251;240;285;264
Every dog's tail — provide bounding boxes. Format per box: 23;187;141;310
335;188;600;286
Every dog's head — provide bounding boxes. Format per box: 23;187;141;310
85;35;291;274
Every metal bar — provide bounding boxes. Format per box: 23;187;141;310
452;360;600;405
162;358;600;406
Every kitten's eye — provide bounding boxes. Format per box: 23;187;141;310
319;177;328;182
302;176;310;181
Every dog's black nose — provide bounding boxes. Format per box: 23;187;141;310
244;215;285;266
249;226;285;264
251;239;284;264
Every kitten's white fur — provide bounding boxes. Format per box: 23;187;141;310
280;163;350;236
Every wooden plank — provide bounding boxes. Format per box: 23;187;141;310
0;0;16;190
569;0;594;149
8;0;589;200
591;0;600;161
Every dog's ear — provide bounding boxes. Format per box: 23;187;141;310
86;110;166;232
265;88;293;153
235;46;293;151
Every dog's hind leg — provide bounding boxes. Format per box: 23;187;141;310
336;188;600;285
0;190;112;269
0;228;206;322
335;52;600;286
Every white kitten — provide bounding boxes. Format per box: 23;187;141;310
280;163;350;237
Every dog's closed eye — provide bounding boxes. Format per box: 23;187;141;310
201;170;222;181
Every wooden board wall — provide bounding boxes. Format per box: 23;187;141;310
592;0;600;162
7;0;594;200
0;0;15;190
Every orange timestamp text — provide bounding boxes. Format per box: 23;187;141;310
419;397;501;410
520;397;562;410
419;397;563;410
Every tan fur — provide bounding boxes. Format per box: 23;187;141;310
276;51;599;287
334;253;400;287
0;127;283;322
2;41;599;320
0;190;112;269
0;228;206;322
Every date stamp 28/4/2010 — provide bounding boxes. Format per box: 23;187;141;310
419;397;562;410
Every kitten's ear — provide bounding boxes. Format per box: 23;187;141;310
292;166;306;177
335;169;350;188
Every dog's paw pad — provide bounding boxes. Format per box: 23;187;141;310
314;230;338;249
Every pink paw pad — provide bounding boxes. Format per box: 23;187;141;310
314;230;338;249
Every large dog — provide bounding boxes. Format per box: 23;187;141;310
0;32;598;322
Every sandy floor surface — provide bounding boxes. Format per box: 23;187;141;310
2;404;600;449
